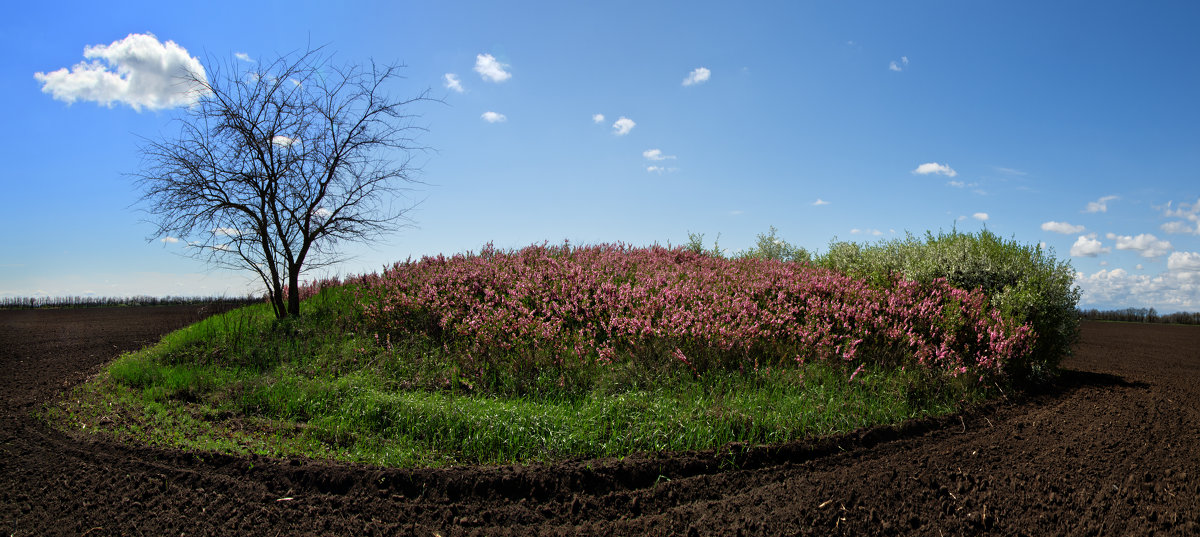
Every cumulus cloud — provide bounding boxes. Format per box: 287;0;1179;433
1076;265;1200;311
474;53;511;83
160;236;180;244
912;162;957;177
592;113;605;124
682;67;711;86
812;198;831;206
1168;251;1200;273
612;116;636;136
1041;221;1086;234
1106;233;1172;259
444;73;464;93
642;149;676;161
1161;221;1197;235
1161;198;1200;234
481;111;507;123
1070;236;1109;257
34;33;208;111
271;135;296;147
973;212;989;221
1084;195;1119;213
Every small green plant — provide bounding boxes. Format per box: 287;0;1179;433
738;225;811;263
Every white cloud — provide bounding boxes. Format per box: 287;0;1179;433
1168;251;1200;273
1070;236;1109;257
947;181;965;188
481;111;507;123
1106;233;1172;259
1136;264;1144;270
34;33;209;111
1084;195;1119;213
973;212;989;221
682;67;711;86
271;135;296;147
646;166;677;174
889;62;902;72
1161;198;1200;234
612;117;636;136
643;149;676;161
912;162;957;177
311;207;332;219
592;113;605;124
812;198;831;206
444;73;464;93
1161;221;1197;235
1041;221;1086;234
234;52;254;63
889;56;909;71
1076;266;1200;311
160;236;180;244
851;228;884;236
214;227;240;237
474;53;511;83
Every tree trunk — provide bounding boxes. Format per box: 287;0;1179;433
287;269;301;317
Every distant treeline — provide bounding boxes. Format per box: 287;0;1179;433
1078;307;1200;325
0;295;261;310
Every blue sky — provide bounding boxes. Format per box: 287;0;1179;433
3;1;1199;311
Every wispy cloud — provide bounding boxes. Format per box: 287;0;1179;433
612;117;635;136
592;113;605;124
995;167;1028;176
444;73;464;93
642;149;676;161
1084;195;1119;213
1070;236;1109;257
812;198;831;206
1106;233;1172;259
851;228;884;236
912;162;957;177
888;56;909;71
682;67;711;86
646;165;678;174
481;111;507;123
160;236;180;244
1042;221;1086;234
234;52;254;63
34;33;208;111
474;53;511;83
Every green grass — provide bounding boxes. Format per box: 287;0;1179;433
50;285;990;468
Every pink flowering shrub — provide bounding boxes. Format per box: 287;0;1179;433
357;243;1034;380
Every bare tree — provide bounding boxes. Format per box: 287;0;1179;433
138;47;432;319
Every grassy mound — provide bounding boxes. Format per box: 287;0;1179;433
52;234;1078;468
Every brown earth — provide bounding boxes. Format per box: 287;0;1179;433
1;306;1197;536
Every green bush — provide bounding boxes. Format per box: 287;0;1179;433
818;229;1080;383
738;225;812;263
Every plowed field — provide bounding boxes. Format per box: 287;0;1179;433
1;306;1197;535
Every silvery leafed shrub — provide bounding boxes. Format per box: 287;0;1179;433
818;229;1080;383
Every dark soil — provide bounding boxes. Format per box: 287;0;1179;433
1;308;1197;536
